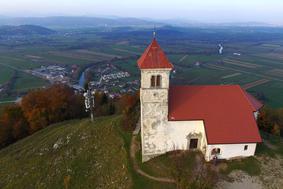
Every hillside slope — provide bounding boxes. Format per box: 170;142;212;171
0;25;56;35
0;116;132;189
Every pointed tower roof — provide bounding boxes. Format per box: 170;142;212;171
137;38;174;69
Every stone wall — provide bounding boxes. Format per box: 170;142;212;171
140;69;171;162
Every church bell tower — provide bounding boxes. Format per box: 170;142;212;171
137;38;173;162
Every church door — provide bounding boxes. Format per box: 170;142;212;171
189;138;198;149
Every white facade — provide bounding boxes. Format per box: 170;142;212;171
140;67;258;162
166;121;207;153
205;143;257;161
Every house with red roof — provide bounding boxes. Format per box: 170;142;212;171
138;38;262;162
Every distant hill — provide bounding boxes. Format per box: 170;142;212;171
0;16;280;29
0;25;56;36
0;116;132;188
0;16;163;29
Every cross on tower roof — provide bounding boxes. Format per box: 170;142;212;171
153;25;156;39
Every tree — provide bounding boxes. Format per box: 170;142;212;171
271;123;281;136
257;107;283;135
0;120;13;148
21;89;49;133
21;84;86;133
0;105;28;147
119;92;140;131
257;107;274;133
0;84;87;149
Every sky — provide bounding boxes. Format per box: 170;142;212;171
0;0;283;25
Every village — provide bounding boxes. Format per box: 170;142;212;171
86;63;139;98
27;63;139;97
28;65;70;84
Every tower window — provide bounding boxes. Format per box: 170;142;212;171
150;75;162;88
151;75;156;87
156;75;161;87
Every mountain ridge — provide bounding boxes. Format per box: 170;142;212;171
0;25;56;35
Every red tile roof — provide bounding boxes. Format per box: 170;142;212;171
137;38;174;69
244;92;264;111
169;85;262;144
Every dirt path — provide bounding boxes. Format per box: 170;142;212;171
130;136;175;183
179;55;188;62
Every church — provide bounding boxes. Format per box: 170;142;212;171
138;38;262;162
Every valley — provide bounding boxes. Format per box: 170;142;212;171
1;26;283;107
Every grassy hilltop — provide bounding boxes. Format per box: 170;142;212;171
1;114;283;189
0;115;173;189
0;116;132;189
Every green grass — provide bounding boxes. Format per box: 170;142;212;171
248;81;283;108
12;72;49;93
112;59;140;77
0;65;15;85
256;143;276;158
0;116;133;189
38;53;91;65
0;56;41;70
0;115;176;189
137;150;173;178
221;73;260;85
137;150;197;179
114;118;175;189
259;131;283;157
222;157;261;176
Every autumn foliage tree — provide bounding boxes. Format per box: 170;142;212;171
21;84;86;133
0;84;87;148
0;105;28;148
93;92;111;116
0;84;140;149
257;106;283;136
119;91;140;131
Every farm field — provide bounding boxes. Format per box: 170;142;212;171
0;26;283;108
12;72;49;93
0;65;14;85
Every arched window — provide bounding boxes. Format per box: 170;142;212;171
151;75;156;87
156;75;161;87
211;148;221;155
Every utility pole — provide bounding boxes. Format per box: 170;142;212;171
84;84;96;122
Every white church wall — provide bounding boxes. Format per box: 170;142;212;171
254;111;259;119
166;121;207;153
205;143;257;161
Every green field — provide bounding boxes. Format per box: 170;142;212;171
12;72;49;93
1;27;283;108
248;82;283;108
0;65;14;85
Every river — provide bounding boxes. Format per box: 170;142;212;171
78;71;85;87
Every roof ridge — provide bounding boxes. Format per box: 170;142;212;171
237;85;257;112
